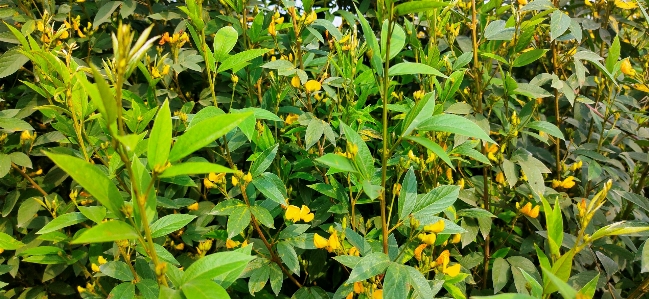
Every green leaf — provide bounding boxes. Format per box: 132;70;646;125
159;162;235;178
37;212;87;234
168;112;251;161
316;154;359;174
484;20;515;40
0;232;24;250
9;152;31;168
0;154;11;178
394;0;447;15
251;173;287;205
277;241;300;275
250;206;275;229
100;261;135;281
398;168;418;220
85;65;117;131
381;21;406;60
150;214;197;238
0;118;33;132
305;119;325;150
542;266;577;298
513;49;548;67
541;196;563;257
71;221;140;244
182;251;255;283
384;263;408;299
217;49;271;73
4;23;29;49
526;121;565;140
0;48;29;79
417;114;495;143
227;206;251;239
148;100;172;170
78;206;107;224
519;268;543;298
94;1;122;27
412;185;460;217
401;92;436;137
269;263;283;295
44;152;124;217
182;279;230;299
405;136;454;168
340;122;374;179
605;35;620;72
512;150;551;196
249;261;270;295
388;62;446;77
406;266;434;298
109;282;135;299
591;221;649;241
544;249;575;294
578;273;599;298
550;10;571;41
356;7;382;76
213;26;238;63
493;258;511;293
250;144;279;177
346;252;390;283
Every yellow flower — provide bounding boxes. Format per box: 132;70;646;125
77;286;86;293
208;172;223;183
161;65;170;76
305;80;322;93
231;175;239;186
226;239;240;249
345;293;353;299
451;233;461;244
520;170;528;181
486;143;499;161
424;219;445;233
151;67;161;78
314;233;329;249
436;250;450;268
60;30;69;39
203;178;215;189
174;243;185;250
97;256;107;265
570;160;583;172
552;179;561;189
561;176;576;189
457;178;465;189
414;243;428;261
305;11;317;25
528;205;540;218
291;76;301;88
20;130;32;141
285;113;299;125
243;172;253;183
615;0;638;9
353;282;364;294
621;58;636;76
328;231;341;252
517;0;528;5
187;202;199;211
446;168;453;182
348;247;360;256
285;205;302;222
444;263;461;277
495;172;505;185
268;20;277;37
519;202;532;215
418;233;437;245
372;289;383;299
231;74;239;84
37;21;45;32
91;263;100;272
300;205;314;222
413;90;425;100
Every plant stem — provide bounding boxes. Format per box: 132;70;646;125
380;5;394;255
12;162;48;197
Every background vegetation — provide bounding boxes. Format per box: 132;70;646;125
0;0;648;298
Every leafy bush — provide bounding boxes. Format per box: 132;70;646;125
0;0;649;298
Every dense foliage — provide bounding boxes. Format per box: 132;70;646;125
0;0;649;298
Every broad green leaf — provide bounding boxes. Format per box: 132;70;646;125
591;221;649;241
0;154;11;178
217;49;271;73
94;1;122;27
150;214;197;238
292;287;329;299
398;168;418;220
159;162;235;178
388;62;446;77
573;51;617;85
513;49;548;67
0;117;33;132
384;263;408;299
4;23;29;49
0;48;29;79
182;279;230;299
493;258;510;293
9;152;31;168
210;199;246;216
159;286;184;299
71;221;140;244
182;251;255;283
341;122;374;179
312;19;343;40
405;136;453;169
249;261;270;295
544;249;575;294
305;119;325;150
484;20;515;40
578;273;599;298
37;212;87;234
512;150;550;195
168;112;251;161
381;21;406;60
251;172;287;205
406;266;434;298
542;266;577;298
526;121;565;140
0;232;24;250
277;241;300;275
394;0;447;15
401;91;436;137
519;268;543;298
550;10;571;41
412;185;460;216
45;152;124;217
136;280;158;299
269;263;283;295
346;252;390;283
213;26;238;63
541;196;563;257
78;206;107;224
227;206;251;239
356;7;382;76
250;206;274;228
100;261;135;281
250;144;279;177
605;35;620;72
148;100;172;170
417;114;495;143
109;282;135;299
316;154;359;173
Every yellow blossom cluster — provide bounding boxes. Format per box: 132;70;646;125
285;205;314;222
517;202;540;218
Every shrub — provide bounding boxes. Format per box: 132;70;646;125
0;0;648;298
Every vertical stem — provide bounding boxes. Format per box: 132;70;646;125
380;5;394;255
551;0;562;180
